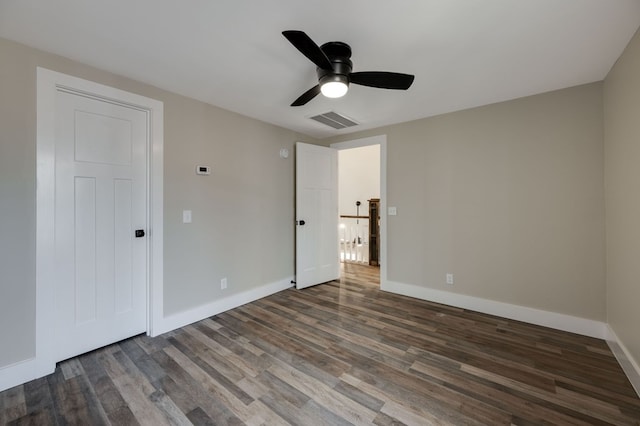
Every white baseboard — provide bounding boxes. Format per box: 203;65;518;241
606;326;640;397
152;277;294;336
381;280;608;339
0;357;38;393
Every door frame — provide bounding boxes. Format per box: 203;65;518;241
36;67;164;377
330;135;387;287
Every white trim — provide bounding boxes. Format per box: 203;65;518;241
331;135;386;150
0;358;38;392
35;68;58;379
36;68;164;376
330;135;388;287
147;84;164;338
606;326;640;397
153;278;294;336
382;279;608;339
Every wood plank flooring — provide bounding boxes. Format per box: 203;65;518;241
2;263;639;425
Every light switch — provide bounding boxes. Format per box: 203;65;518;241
388;206;397;216
183;210;192;223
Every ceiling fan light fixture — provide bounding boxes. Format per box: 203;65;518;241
320;75;349;98
283;31;414;106
321;81;348;98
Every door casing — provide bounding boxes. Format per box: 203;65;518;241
331;135;387;287
36;67;164;377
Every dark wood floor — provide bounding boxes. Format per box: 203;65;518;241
2;263;639;425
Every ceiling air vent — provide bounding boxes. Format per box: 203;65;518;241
309;111;359;130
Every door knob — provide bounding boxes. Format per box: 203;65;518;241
135;229;145;238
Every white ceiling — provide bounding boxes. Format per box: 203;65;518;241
1;1;639;139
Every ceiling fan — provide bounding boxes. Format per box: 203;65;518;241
282;30;415;106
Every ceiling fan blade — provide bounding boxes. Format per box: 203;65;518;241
350;72;415;90
291;85;321;106
282;30;333;71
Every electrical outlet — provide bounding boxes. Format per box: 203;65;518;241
221;277;227;290
446;273;454;285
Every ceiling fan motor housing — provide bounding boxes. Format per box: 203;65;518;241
318;42;353;84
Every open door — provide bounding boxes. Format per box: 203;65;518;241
295;142;339;289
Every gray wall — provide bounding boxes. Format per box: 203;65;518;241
604;28;640;366
0;37;316;368
327;83;606;321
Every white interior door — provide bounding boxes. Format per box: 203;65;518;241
295;142;339;289
54;89;147;362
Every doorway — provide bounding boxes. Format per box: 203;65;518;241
36;68;164;378
331;135;387;287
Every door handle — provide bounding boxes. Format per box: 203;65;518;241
297;220;306;226
135;229;145;238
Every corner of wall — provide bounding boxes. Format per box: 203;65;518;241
606;326;640;397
